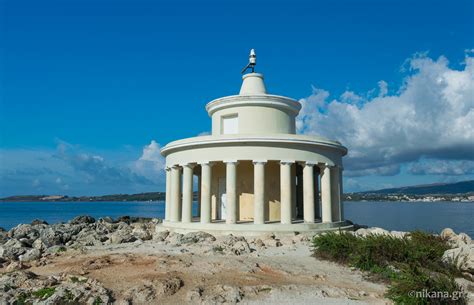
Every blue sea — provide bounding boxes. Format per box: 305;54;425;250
0;201;473;237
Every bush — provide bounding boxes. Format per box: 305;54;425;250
312;231;467;304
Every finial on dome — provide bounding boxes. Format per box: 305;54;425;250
241;49;257;74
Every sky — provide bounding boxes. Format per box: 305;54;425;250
0;0;473;196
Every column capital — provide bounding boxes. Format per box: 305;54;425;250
280;160;294;165
171;164;181;169
303;161;318;167
319;162;334;169
165;166;172;171
198;161;214;167
253;160;267;165
180;163;196;169
224;160;239;165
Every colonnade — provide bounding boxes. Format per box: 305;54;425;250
164;161;343;225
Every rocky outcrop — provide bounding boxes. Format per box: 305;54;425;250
0;270;112;304
0;216;161;266
441;228;474;278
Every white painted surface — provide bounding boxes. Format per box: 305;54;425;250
222;115;238;134
218;177;227;220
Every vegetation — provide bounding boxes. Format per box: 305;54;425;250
312;231;467;304
32;287;56;299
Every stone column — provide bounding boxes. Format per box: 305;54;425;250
200;162;212;224
197;174;202;218
165;167;171;221
253;160;266;225
170;165;182;222
314;169;320;219
181;163;194;223
320;163;333;223
225;161;238;224
303;162;315;223
339;166;344;221
331;166;341;222
280;161;293;224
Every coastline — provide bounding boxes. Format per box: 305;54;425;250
1;216;473;304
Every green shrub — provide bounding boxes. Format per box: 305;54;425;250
312;231;467;304
32;287;55;299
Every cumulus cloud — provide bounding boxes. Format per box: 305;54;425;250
55;142;153;186
131;140;166;184
297;53;474;177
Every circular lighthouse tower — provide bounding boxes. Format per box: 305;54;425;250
160;51;351;233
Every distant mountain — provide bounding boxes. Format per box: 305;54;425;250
364;180;474;195
0;192;166;202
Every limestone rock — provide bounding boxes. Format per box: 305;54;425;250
31;219;49;226
70;215;96;225
442;244;474;275
154;230;170;242
182;231;216;244
18;248;41;262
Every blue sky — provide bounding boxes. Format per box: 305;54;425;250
1;0;473;196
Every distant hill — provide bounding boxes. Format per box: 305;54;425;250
0;192;166;202
364;180;474;195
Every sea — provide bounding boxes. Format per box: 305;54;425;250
0;201;473;237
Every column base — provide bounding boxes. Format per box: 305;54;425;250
160;219;353;236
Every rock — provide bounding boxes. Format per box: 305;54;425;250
45;245;67;254
182;231;216;244
264;239;282;247
155;276;183;296
440;228;471;248
18;248;41;262
220;235;252;255
109;232;137;244
390;231;407;239
31;219;48;225
5;261;28;272
254;239;265;248
0;239;28;260
131;224;153;241
0;230;7;244
442;244;474;275
99;216;114;223
154;230;170;242
441;228;456;239
125;284;157;303
355;227;391;237
70;215;96;225
166;232;184;246
38;227;65;247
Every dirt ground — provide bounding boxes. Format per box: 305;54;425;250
26;236;390;305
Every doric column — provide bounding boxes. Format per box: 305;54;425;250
253;160;266;225
197;174;202;218
280;161;293;224
339;166;344;221
165;167;171;221
200;162;212;224
181;163;194;223
331;166;341;222
320;163;333;223
225;161;238;224
314;169;320;219
303;162;315;223
170;165;182;222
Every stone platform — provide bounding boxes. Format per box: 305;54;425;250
159;219;354;236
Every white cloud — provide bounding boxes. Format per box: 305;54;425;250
297;53;474;177
132;140;166;184
408;160;474;176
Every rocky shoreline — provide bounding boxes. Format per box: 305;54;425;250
0;216;473;304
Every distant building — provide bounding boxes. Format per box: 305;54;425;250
160;52;350;233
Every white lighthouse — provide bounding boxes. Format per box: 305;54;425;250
160;50;351;233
